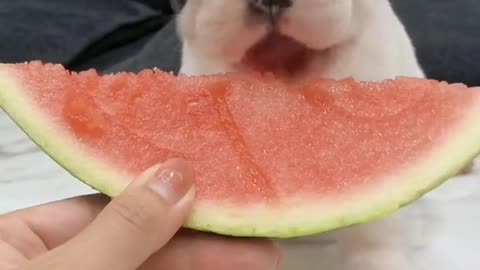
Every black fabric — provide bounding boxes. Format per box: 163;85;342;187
0;0;478;86
75;20;182;74
0;0;173;70
391;0;480;86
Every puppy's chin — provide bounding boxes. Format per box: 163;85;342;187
237;32;315;78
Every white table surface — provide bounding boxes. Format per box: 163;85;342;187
1;110;479;269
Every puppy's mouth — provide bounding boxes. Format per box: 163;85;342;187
239;32;314;78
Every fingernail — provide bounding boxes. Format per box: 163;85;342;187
148;162;194;204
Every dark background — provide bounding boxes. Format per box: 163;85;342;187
0;0;478;86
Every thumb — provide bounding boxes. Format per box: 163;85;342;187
54;159;195;270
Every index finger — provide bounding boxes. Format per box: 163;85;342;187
3;194;110;250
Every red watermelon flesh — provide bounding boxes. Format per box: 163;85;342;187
0;61;479;238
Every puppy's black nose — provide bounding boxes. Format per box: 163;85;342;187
249;0;292;16
262;0;292;8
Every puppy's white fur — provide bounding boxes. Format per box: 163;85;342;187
177;0;424;80
175;1;425;269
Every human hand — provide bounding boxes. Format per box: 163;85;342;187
0;159;279;270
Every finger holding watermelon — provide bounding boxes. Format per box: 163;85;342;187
0;159;280;270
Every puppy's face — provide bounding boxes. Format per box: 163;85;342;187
174;0;374;77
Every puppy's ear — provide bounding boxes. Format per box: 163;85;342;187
170;0;187;13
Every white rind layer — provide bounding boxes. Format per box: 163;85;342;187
0;63;479;238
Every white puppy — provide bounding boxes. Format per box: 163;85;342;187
172;1;426;269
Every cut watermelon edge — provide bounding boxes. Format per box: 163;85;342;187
0;62;479;238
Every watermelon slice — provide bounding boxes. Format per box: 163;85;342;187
0;61;479;238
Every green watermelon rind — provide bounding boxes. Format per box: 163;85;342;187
0;63;479;239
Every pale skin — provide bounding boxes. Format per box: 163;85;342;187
0;159;280;270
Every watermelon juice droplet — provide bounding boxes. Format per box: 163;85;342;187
63;91;106;139
298;82;335;108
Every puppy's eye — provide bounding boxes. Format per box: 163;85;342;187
170;0;187;13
